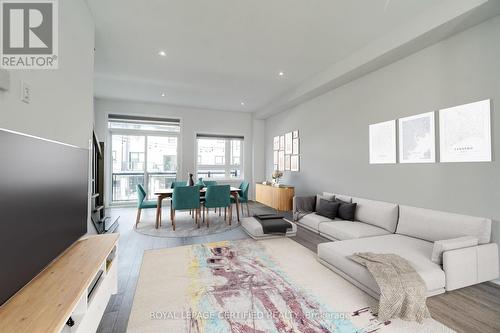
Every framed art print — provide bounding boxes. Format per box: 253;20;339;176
439;99;491;162
285;155;291;171
291;155;300;171
285;132;293;154
399;111;436;163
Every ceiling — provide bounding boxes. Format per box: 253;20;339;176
88;0;442;112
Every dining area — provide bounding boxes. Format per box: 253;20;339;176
135;178;250;231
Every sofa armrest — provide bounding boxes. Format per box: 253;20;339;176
443;243;499;291
292;196;316;213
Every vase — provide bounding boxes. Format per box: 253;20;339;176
188;173;195;186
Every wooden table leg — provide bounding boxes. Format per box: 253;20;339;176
155;195;163;229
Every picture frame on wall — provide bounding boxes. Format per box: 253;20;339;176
285;155;291;171
278;150;285;170
369;120;396;164
291;155;300;171
279;135;285;150
273;136;280;150
285;132;293;154
398;111;436;163
439;99;491;163
293;130;299;139
292;138;300;155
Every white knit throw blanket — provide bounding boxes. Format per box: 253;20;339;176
348;252;431;323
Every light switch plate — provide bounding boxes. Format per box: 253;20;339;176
21;81;31;103
0;69;9;91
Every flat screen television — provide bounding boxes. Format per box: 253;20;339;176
0;128;88;305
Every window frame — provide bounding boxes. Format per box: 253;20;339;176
195;134;244;181
107;117;182;205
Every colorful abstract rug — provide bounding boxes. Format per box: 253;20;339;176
127;238;454;333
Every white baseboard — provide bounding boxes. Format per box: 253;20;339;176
491;278;500;286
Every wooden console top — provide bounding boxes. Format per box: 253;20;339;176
0;234;119;333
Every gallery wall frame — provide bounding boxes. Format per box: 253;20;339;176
272;129;300;172
369;120;396;164
398;111;436;164
439;99;491;163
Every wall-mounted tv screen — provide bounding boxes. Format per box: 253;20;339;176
0;129;88;305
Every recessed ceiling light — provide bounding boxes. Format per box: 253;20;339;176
278;71;285;77
158;50;166;57
240;102;245;106
161;92;166;97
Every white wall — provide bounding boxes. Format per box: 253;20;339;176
265;15;500;274
0;0;95;149
0;0;95;232
94;98;255;204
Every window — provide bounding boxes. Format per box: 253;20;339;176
108;115;180;203
196;134;243;180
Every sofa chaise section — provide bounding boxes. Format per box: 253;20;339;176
317;204;498;298
318;234;446;298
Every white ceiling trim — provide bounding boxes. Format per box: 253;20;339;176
254;0;500;119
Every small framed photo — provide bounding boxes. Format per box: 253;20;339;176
279;135;285;150
273;136;280;150
293;130;299;139
285;132;293;154
285;155;291;171
278;150;285;170
291;155;300;171
292;138;299;155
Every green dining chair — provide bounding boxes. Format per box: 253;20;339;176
171;180;188;188
171;185;201;230
136;184;158;227
203;185;231;228
231;181;250;216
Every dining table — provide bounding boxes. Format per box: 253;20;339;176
154;187;242;229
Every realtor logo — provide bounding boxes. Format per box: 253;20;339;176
1;0;58;69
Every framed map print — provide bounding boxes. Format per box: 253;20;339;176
399;112;435;163
439;99;491;162
369;120;396;164
285;132;293;154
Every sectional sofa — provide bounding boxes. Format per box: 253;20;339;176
293;193;499;298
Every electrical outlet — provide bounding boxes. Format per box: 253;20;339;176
21;81;31;103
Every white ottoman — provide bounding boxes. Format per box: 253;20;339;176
241;217;297;240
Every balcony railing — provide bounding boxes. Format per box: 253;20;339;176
111;171;177;202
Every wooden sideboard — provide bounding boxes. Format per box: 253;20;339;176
255;183;295;211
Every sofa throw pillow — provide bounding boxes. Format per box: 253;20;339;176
315;194;335;212
316;199;340;220
336;201;357;221
431;236;478;265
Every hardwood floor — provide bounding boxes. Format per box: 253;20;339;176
97;202;500;333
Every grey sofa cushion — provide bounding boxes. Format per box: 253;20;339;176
319;221;390;241
397;205;492;244
323;192;352;203
318;234;446;296
316;193;335;212
351;197;399;233
298;213;332;232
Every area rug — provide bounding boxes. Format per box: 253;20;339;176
127;238;454;333
134;211;241;238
